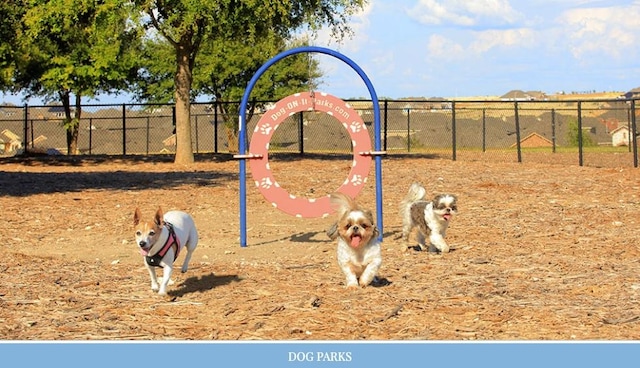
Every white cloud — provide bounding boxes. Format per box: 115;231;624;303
306;0;640;99
424;28;536;65
313;1;374;53
408;0;522;27
370;51;396;76
469;28;537;54
558;4;640;60
426;34;466;60
308;1;375;93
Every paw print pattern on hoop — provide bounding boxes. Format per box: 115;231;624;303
248;92;372;218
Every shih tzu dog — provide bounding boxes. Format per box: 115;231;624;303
327;192;382;288
399;183;458;253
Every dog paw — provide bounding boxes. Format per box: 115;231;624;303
430;244;450;253
371;277;391;287
426;244;439;252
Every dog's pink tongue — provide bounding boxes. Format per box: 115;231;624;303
139;248;149;256
443;214;452;221
350;235;362;248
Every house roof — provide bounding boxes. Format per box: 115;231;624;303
500;90;546;100
510;132;553;148
610;126;629;135
522;132;552;143
501;90;528;99
622;87;640;98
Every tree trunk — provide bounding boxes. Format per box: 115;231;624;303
61;91;80;155
71;94;81;154
220;103;247;154
226;125;239;153
174;42;195;164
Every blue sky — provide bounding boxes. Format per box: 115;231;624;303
3;0;640;104
313;0;640;99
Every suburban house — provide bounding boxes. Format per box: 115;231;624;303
510;132;553;148
610;126;633;146
622;87;640;100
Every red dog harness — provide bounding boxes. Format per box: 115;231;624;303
145;222;181;268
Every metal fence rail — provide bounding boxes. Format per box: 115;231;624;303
0;98;637;168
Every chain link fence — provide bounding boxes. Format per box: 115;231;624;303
1;98;637;168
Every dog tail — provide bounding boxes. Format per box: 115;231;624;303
400;182;426;215
326;222;339;240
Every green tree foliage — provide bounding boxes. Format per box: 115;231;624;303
203;37;323;152
132;0;366;163
195;36;322;103
137;34;322;151
566;117;596;147
0;1;25;90
3;0;140;155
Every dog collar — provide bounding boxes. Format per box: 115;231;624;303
145;222;180;268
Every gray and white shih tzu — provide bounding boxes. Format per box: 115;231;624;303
400;183;458;253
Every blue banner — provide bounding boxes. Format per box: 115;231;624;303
2;342;639;368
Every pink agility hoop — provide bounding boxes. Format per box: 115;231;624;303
248;92;372;218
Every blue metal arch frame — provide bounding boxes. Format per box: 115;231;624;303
238;46;383;247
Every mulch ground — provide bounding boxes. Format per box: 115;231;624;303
1;154;639;340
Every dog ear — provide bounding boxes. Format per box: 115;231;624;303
133;208;142;226
365;210;379;239
431;195;445;209
154;207;163;226
330;192;356;216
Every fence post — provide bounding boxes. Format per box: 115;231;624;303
29;119;34;150
406;108;411;153
383;100;388;152
122;104;126;155
195;114;199;153
214;100;219;153
514;102;522;163
631;99;638;168
89;117;93;155
627;107;632;153
482;108;486;152
146;117;150;155
551;109;556;153
577;101;583;166
297;111;304;156
22;104;28;154
172;106;176;152
451;101;456;161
